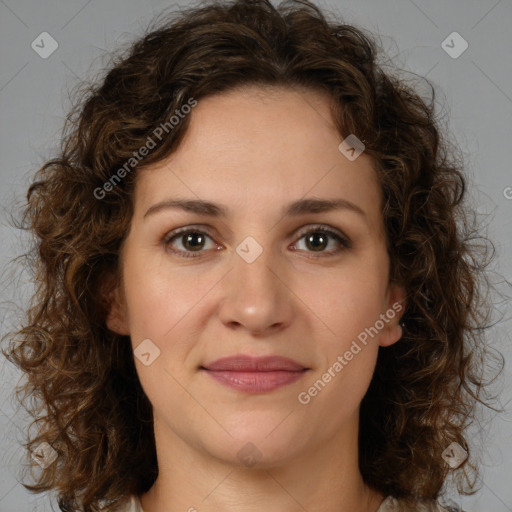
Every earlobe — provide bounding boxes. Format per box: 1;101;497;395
379;323;403;347
104;282;130;336
379;283;407;347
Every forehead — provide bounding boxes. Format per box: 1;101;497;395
134;86;384;235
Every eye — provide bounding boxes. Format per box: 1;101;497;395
163;224;351;259
291;225;351;257
164;227;219;258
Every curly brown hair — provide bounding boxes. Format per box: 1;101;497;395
2;0;504;510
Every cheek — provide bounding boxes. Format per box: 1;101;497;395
121;249;210;340
303;259;388;343
301;272;383;416
121;252;202;408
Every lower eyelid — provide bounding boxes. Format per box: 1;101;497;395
293;236;350;256
165;227;351;256
165;231;217;252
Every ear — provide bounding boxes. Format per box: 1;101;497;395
378;282;407;348
103;276;130;336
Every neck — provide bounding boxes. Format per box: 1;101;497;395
140;414;386;512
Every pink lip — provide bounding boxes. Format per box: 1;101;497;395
201;355;309;393
202;355;306;372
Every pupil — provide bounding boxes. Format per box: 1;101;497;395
307;232;326;251
181;232;328;252
184;233;204;251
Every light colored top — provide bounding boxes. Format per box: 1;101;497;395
113;494;449;511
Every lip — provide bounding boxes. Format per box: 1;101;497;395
200;355;309;393
202;355;306;372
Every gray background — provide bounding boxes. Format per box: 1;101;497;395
1;0;511;511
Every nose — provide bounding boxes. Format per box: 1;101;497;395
216;239;294;336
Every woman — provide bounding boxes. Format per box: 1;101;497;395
3;1;499;511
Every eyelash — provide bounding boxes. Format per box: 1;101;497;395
163;224;351;259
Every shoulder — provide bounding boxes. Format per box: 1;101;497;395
378;496;451;512
108;495;453;512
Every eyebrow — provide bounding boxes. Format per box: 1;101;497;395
143;197;367;220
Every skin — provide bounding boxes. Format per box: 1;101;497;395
107;85;407;512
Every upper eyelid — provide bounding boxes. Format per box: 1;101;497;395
165;224;350;246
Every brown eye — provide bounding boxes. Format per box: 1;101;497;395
292;226;351;257
163;224;351;259
304;231;329;252
180;232;207;251
164;229;218;258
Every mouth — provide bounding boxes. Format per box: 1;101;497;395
200;355;309;393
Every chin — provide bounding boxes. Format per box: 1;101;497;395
206;427;306;469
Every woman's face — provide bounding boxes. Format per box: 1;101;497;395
107;86;405;468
